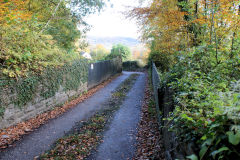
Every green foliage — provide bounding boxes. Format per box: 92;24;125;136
70;0;105;18
90;44;110;61
227;131;240;146
0;104;5;117
47;19;80;51
187;154;198;160
0;0;105;118
63;61;88;91
31;0;105;52
123;61;143;71
14;76;39;107
0;60;88;112
0;18;80;77
106;44;131;61
40;68;64;99
134;0;240;158
0;0;105;78
148;40;176;72
159;47;240;159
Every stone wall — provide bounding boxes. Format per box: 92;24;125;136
0;57;122;130
0;82;87;129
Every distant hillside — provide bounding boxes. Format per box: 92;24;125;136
87;36;140;49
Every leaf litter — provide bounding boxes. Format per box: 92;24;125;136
39;74;139;160
133;73;165;160
0;74;121;149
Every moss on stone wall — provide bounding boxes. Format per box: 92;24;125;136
0;59;89;116
0;56;122;126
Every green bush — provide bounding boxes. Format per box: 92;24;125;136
0;0;105;78
159;45;240;159
106;44;131;61
0;23;83;78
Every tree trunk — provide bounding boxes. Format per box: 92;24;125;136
210;0;214;45
230;5;240;59
40;0;63;34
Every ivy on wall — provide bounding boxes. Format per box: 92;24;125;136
40;68;64;99
14;75;39;107
0;60;89;117
63;61;88;91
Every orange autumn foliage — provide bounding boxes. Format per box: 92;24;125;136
0;0;32;26
129;0;240;54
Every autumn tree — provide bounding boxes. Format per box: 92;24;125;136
90;44;109;61
129;0;240;70
129;1;240;159
0;0;105;77
0;0;32;26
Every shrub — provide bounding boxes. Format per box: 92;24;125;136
160;46;240;159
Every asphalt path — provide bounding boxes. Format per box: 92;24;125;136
0;72;134;160
88;72;146;160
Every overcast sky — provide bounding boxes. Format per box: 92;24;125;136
85;0;142;39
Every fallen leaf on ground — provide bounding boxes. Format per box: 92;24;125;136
0;74;121;149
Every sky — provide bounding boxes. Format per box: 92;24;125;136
85;0;142;39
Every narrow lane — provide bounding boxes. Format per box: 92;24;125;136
88;72;146;160
0;72;133;160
